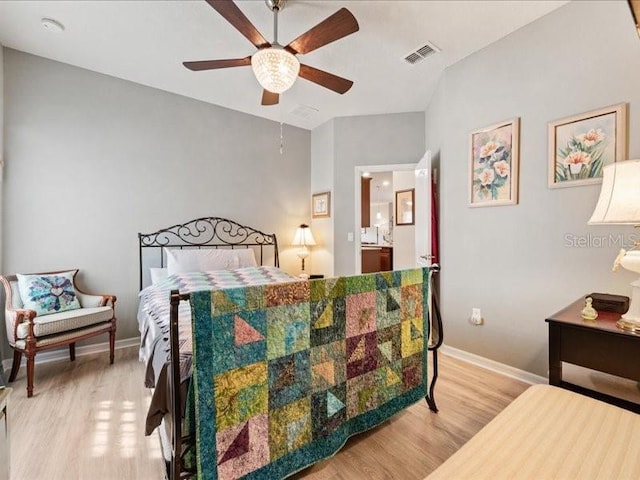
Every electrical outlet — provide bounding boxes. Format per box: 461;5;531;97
470;307;483;325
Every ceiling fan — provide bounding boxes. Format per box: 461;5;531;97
183;0;359;106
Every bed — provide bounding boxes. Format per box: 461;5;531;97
426;384;640;480
138;217;441;480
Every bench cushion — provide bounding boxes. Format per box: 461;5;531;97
16;306;114;339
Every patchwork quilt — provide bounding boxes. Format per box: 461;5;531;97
190;268;430;479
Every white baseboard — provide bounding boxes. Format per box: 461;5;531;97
441;344;547;385
2;337;140;372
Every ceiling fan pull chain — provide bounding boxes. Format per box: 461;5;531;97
280;122;284;155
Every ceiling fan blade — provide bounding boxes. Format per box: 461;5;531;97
299;64;353;94
286;8;359;55
261;90;279;106
183;57;252;71
205;0;270;49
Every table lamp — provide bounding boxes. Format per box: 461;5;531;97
292;224;316;278
589;159;640;331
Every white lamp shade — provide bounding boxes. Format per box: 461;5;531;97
292;225;316;246
251;47;300;94
589;159;640;225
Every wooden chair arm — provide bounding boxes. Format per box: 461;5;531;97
100;295;117;308
4;307;37;343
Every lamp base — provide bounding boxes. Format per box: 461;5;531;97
616;318;640;332
617;274;640;332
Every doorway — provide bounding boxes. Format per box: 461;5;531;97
354;154;432;274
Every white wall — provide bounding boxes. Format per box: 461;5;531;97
1;49;311;360
331;113;425;275
392;170;415;269
310;120;334;277
425;0;640;376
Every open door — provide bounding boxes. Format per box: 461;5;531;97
414;151;432;267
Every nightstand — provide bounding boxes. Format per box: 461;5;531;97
546;297;640;413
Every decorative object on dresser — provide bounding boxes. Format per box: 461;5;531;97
469;117;519;207
292;223;316;278
587;292;629;314
182;0;359;106
0;270;116;397
589;159;640;332
395;188;415;225
548;103;627;188
312;191;331;219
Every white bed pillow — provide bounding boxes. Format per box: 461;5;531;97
165;248;240;275
149;267;168;285
235;249;258;267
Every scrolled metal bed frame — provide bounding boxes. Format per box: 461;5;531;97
139;216;443;480
139;216;279;290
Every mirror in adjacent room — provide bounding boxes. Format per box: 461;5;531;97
395;188;415;225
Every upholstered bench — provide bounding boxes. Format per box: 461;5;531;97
1;269;116;397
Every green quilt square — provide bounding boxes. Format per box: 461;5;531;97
310;277;346;302
214;362;268;430
267;303;310;360
376;287;401;329
269;397;312;461
345;273;376;295
401;269;422;286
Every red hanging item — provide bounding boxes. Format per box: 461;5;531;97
430;175;439;265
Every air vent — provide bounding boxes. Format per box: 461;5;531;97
290;104;319;119
403;41;440;65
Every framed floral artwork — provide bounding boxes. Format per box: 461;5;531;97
469;118;520;207
548;103;627;188
312;191;330;218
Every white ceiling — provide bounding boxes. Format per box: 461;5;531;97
0;0;569;130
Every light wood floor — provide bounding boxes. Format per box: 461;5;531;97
6;346;528;480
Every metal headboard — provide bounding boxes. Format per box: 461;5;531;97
138;216;279;290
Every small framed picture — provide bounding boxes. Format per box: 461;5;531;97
395;189;415;226
312;191;331;218
548;103;627;188
469;118;520;207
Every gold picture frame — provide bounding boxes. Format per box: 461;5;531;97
469;118;520;207
312;191;331;218
548;103;627;189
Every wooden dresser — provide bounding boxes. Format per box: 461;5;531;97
0;388;11;480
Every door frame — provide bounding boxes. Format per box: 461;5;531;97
354;163;417;274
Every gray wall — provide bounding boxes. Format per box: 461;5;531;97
1;49;310;360
310;119;335;277
426;0;640;376
332;113;425;275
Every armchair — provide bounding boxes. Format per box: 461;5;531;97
0;269;116;397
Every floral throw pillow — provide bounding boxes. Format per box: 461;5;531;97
17;271;81;316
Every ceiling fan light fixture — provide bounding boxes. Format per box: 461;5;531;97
251;46;300;94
